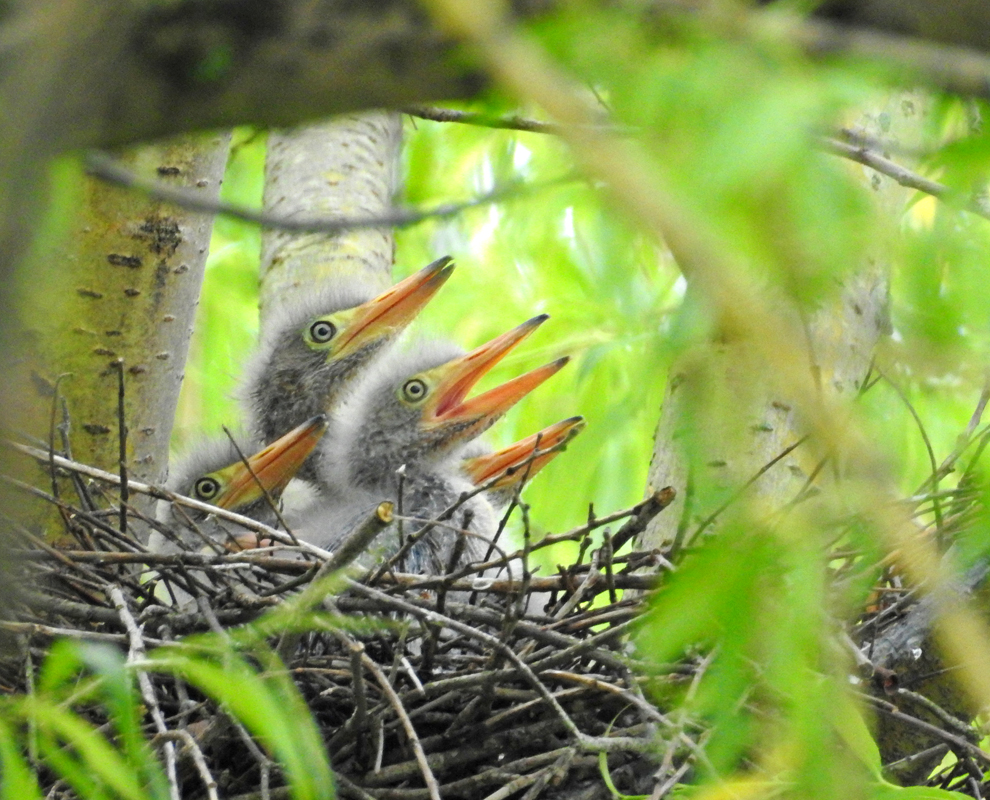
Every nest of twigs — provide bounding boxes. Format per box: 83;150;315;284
2;442;687;800
6;440;987;799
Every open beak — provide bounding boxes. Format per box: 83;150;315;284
216;414;328;510
422;315;556;426
463;416;586;487
333;256;454;357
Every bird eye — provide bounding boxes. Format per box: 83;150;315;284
309;320;337;343
193;477;221;500
401;378;428;403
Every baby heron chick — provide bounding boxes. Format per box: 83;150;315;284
296;317;570;574
153;414;328;553
241;257;454;480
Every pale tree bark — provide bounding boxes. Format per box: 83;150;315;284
640;92;990;781
13;133;229;537
642;93;922;550
260;112;402;320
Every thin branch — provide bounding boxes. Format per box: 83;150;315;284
861;692;990;767
345;580;653;754
84;150;573;233
821;137;990;221
403;104;626;135
356;635;442;800
7;441;333;560
113;360;129;536
108;585;181;800
221;425;301;548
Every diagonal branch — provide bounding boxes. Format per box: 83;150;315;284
84;150;574;233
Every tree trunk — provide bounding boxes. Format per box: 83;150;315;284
13;133;229;538
260;112;402;320
642;93;922;550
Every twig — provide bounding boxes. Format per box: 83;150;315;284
345;580;653;754
821;137;990;221
860;692;990;766
108;585;180;800
222;425;302;548
113;360;129;536
895;688;981;742
151;730;219;800
356;637;441;800
872;367;943;538
552;549;600;620
346;640;369;764
542;670;667;725
611;487;676;552
276;503;394;661
403;105;990;231
404;104;611;135
85;150;574;233
0;620;139;645
7;441;333;559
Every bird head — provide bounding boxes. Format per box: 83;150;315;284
462;415;586;490
160;415;327;546
334;316;570;489
245;257;454;446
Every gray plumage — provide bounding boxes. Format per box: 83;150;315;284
238;258;454;484
295;339;499;573
239;281;375;480
153;413;327;553
324;340;480;491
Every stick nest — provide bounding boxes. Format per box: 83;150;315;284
2;446;684;800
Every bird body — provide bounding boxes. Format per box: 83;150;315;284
287;469;497;574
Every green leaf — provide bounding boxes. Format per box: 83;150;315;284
870;785;973;800
145;640;335;800
831;692;882;779
24;697;150;800
0;718;43;800
77;643;171;800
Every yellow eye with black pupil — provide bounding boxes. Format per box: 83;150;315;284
402;378;428;403
310;320;337;343
194;477;221;500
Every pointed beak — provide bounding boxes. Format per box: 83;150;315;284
217;414;328;510
440;357;569;426
422;315;557;426
333;256;454;357
463;416;585;487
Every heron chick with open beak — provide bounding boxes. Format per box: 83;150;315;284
293;316;570;574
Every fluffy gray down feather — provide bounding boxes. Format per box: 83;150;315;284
237;280;379;482
293;338;499;574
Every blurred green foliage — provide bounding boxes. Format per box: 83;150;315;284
1;632;335;800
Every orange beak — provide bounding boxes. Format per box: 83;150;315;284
463;416;586;488
421;315;563;429
217;414;328;511
333;256;454;357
